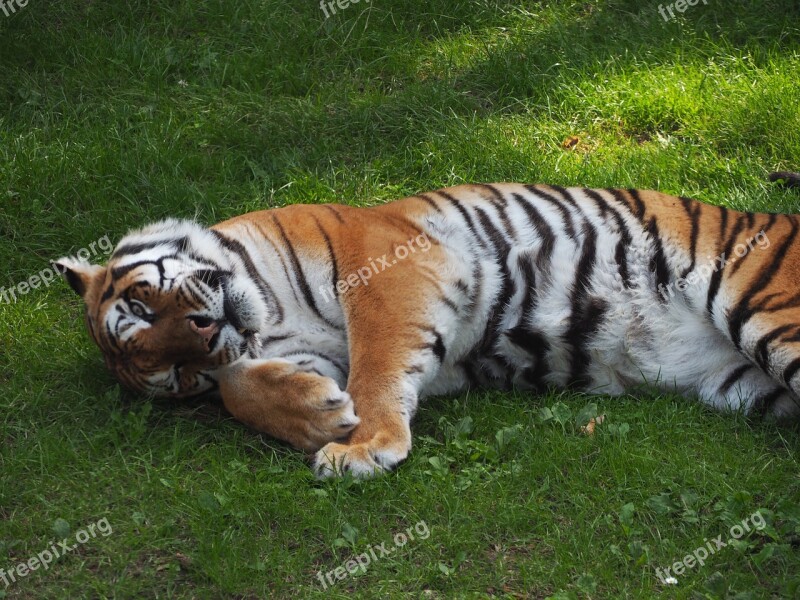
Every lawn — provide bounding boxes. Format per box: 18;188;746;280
1;0;800;598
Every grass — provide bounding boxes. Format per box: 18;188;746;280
1;0;800;597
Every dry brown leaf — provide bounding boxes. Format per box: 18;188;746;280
562;135;580;150
580;414;606;435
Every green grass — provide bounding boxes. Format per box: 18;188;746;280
2;0;800;597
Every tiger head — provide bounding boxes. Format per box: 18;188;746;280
55;219;267;398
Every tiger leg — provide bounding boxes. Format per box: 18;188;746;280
696;355;798;416
218;358;360;452
312;265;448;478
617;305;797;416
733;309;800;417
703;216;800;417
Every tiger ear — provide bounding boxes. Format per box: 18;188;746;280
52;257;105;299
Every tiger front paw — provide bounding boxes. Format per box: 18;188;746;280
220;359;361;453
313;433;411;479
299;387;360;452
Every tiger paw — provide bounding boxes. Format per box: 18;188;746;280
303;388;360;451
313;435;411;479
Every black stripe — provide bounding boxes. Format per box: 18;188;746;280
281;350;348;378
783;357;800;388
762;291;800;314
706;213;747;314
457;358;482;389
728;218;799;348
524;185;578;241
480;184;507;205
416;194;443;213
627;189;647;221
461;260;483;318
606;188;633;214
422;329;447;362
762;213;779;236
431;335;447;361
728;216;763;276
453;197;520;388
192;269;230;289
548;185;581;211
474;206;512;257
100;283;115;303
752;388;787;417
755;324;798;369
111;237;188;259
323;205;345;224
209;230;284;324
379;211;425;237
730;212;780;280
679;197;700;279
645;218;671;301
718;205;729;241
180;278;209;308
479;185;519;241
584;189;634;288
510;193;556;273
262;334;293;344
473;206;515;356
272;216;341;330
105;320;122;354
109;256;174;288
504;251;550;389
506;252;550;388
312;216;340;302
439;295;460;313
565;298;608;388
174;285;202;310
516;252;539;317
253;222;300;305
437;191;487;249
728;213;780;284
196;371;219;393
111;259;162;280
506;327;551;391
571;218;599;298
718;365;752;396
563;220;608;386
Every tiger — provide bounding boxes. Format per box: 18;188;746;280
55;173;800;478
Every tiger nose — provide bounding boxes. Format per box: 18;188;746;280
187;316;220;350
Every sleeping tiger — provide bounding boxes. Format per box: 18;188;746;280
56;175;800;477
